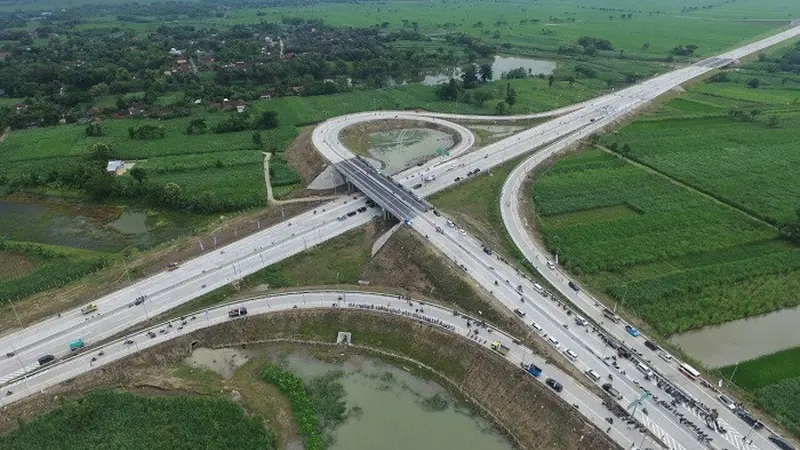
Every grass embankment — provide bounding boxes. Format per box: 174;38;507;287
532;68;800;336
719;348;800;437
0;390;277;450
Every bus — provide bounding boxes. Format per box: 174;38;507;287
679;363;700;380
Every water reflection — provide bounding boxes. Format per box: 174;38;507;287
423;55;556;86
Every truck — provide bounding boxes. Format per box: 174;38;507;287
37;354;55;366
525;363;542;377
69;338;85;351
228;307;248;318
602;308;620;323
602;383;623;400
490;341;510;356
80;303;98;315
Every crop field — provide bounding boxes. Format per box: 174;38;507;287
533;149;799;336
249;0;795;58
719;347;800;436
0;390;277;450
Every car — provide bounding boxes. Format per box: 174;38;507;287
769;435;796;450
568;281;580;292
412;183;422;189
446;220;455;228
513;308;526;317
337;215;347;221
658;352;673;362
644;340;658;351
347;211;357;217
531;322;544;333
432;210;441;217
585;369;601;381
482;246;492;255
134;297;145;306
454;177;461;182
228;307;248;318
546;336;560;348
625;325;640;337
473;168;481;174
574;317;588;326
167;262;180;271
636;362;653;377
717;394;737;411
37;354;56;366
564;349;578;361
546;378;563;392
459;228;467;236
546;261;555;270
147;331;157;338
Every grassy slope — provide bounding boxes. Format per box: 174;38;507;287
0;390;276;450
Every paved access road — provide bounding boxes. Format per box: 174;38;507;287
0;290;657;450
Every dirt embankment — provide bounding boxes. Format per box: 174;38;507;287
0;310;620;450
284;126;329;186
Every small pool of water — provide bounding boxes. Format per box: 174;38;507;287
274;352;512;450
367;128;454;174
423;55;556;86
0;201;192;252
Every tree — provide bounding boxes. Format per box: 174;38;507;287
85;123;105;137
495;101;507;115
472;90;492;107
252;132;263;149
505;84;517;108
84;173;114;201
253;110;278;130
479;64;493;83
766;115;779;128
747;78;760;89
461;65;479;89
89;143;114;162
620;143;632;156
129;167;147;183
642;42;650;51
548;74;555;88
162;182;183;207
186;118;207;135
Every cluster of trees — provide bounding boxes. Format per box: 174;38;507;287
778;41;800;74
577;36;615;55
212;110;278;134
128;124;166;140
670;44;698;56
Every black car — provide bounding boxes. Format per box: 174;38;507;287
347;211;357;217
769;435;796;450
546;378;563;392
644;340;659;351
433;210;441;217
568;281;580;292
412;183;422;189
37;354;55;366
736;410;762;429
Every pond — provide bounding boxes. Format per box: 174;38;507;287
670;305;800;368
275;352;513;450
0;200;192;252
366;128;454;174
422;55;556;86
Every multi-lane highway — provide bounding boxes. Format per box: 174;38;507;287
1;22;799;450
0;291;658;450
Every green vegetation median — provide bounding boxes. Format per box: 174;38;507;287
0;390;276;450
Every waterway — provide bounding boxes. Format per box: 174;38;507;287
275;352;513;450
423;55;556;86
670;305;800;368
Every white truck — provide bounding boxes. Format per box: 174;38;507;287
423;173;436;182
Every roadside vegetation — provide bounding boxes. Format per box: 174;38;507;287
0;390;277;450
719;348;800;436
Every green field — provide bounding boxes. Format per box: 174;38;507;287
719;347;800;436
532;59;800;336
0;390;276;450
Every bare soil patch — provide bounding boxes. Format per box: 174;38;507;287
285;126;329;185
0;251;37;282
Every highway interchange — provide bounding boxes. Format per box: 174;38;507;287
2;23;800;450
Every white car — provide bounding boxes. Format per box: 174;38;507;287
446;220;455;228
546;261;555;270
585;369;601;381
531;322;544;333
564;349;578;361
547;336;560;348
659;352;673;363
459;228;467;236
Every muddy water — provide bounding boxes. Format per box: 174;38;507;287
275;352;512;450
670;305;800;368
0;202;189;252
368;128;454;174
423;55;556;85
